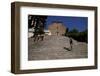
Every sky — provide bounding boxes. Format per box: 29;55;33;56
45;16;88;32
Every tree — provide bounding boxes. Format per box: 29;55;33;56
64;28;69;36
33;16;47;41
69;28;79;33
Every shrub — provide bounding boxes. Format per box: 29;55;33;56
65;28;88;43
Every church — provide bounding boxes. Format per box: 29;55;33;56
48;21;66;36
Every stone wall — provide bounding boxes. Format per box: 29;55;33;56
48;22;66;36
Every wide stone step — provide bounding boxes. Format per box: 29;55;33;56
28;35;87;60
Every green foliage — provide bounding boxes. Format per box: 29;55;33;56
65;28;88;43
69;28;79;33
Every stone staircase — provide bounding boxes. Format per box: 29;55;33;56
28;35;87;60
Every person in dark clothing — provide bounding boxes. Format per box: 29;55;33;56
63;37;73;51
70;37;73;51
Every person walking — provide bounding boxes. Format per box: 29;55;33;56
69;37;73;51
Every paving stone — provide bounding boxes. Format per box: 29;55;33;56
28;35;87;60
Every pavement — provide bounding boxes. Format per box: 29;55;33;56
28;35;88;60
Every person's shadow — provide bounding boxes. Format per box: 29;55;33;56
63;47;71;51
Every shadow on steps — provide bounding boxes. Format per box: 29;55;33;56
63;47;72;51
